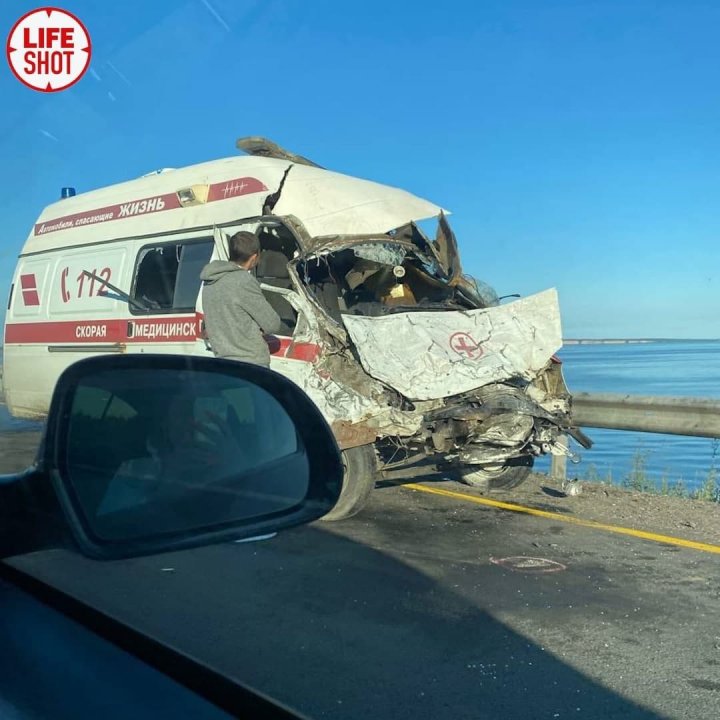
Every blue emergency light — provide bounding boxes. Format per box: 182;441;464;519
61;187;76;199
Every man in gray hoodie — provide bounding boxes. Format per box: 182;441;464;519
200;231;282;366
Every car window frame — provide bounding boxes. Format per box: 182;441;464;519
129;236;214;316
0;561;307;720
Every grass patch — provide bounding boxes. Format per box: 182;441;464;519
580;441;720;503
622;451;656;493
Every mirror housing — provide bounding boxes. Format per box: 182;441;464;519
0;355;343;560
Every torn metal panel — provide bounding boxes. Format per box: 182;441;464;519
303;347;438;439
284;365;372;426
298;366;424;437
341;289;563;401
469;383;563;422
527;380;570;416
262;164;294;214
363;406;426;435
471;413;534;447
524;361;573;422
286;261;349;343
457;444;531;465
331;420;378;450
434;211;463;283
236;136;324;168
258;282;319;337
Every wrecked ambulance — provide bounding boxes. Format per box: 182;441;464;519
3;136;590;520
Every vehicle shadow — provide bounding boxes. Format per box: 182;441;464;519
8;523;665;720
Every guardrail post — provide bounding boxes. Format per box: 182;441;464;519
550;434;568;482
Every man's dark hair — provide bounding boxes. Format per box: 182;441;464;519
227;231;261;263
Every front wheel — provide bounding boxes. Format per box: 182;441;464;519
321;444;378;521
458;456;533;490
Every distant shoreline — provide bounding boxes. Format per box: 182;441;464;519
563;338;720;345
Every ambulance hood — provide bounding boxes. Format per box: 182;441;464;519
340;289;563;402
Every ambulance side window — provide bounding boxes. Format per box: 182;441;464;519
131;239;213;314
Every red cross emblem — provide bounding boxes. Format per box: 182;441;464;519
449;332;483;360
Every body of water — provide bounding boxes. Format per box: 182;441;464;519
538;341;720;492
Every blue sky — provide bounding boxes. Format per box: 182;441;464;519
1;0;718;338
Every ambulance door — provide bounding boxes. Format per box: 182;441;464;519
192;226;228;357
197;222;300;365
195;224;320;390
260;283;320;390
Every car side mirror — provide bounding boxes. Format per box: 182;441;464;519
0;355;343;560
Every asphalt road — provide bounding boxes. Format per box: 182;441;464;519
2;428;720;720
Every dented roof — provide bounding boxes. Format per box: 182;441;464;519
22;153;446;255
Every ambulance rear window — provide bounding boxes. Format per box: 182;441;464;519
131;239;213;313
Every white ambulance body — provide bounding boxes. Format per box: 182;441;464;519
4;139;582;518
4;152;441;420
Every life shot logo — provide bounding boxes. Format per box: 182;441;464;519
6;7;91;92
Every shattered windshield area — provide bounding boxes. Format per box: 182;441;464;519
298;223;498;321
299;244;467;319
350;243;407;266
464;276;500;308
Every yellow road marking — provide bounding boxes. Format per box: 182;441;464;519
404;483;720;556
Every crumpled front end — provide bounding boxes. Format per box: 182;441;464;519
417;361;575;469
283;215;587;478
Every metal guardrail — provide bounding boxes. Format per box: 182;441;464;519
572;393;720;439
551;393;720;481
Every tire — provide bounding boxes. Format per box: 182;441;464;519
458;456;533;490
320;444;378;521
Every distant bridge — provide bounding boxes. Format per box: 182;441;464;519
563;338;719;345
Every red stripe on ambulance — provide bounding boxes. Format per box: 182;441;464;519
33;193;181;236
4;318;198;343
33;176;269;236
4;318;319;361
5;319;126;343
